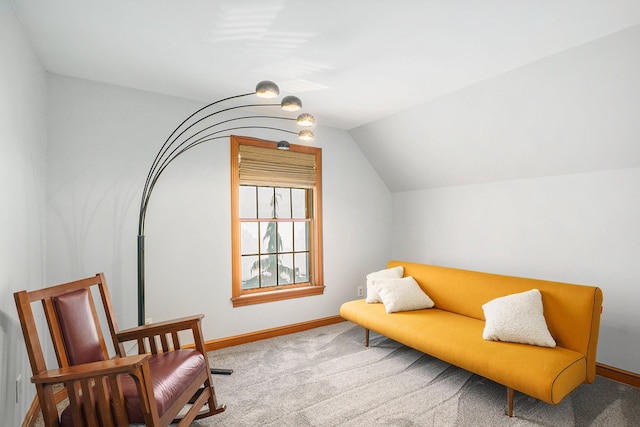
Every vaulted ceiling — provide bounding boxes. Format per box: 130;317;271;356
12;0;640;190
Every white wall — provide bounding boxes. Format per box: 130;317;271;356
392;169;640;373
0;0;48;422
358;27;640;374
47;75;392;340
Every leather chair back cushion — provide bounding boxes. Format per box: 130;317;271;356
52;288;105;365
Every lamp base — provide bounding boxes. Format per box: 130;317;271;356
211;368;234;375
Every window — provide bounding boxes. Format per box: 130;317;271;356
230;135;324;307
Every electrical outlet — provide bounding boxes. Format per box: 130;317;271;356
145;317;153;325
357;286;364;297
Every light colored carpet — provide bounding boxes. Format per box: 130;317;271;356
32;322;640;426
196;321;640;427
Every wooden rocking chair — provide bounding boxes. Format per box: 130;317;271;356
14;273;225;426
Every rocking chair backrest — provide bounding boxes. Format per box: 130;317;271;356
52;288;106;365
15;273;123;372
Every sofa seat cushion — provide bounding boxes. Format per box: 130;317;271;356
60;349;206;425
340;299;587;405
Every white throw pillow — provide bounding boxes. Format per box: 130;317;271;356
365;266;404;303
373;276;435;313
482;289;556;347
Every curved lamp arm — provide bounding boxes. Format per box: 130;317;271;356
138;120;298;236
136;81;313;325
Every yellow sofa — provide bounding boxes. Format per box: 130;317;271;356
339;260;603;417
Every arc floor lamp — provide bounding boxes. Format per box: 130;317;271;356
136;80;315;331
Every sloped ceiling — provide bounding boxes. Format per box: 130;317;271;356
11;0;640;191
352;24;640;191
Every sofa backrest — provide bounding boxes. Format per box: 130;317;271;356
387;260;603;382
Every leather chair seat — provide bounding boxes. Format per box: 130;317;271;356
61;349;206;425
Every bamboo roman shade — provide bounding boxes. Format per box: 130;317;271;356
238;144;317;188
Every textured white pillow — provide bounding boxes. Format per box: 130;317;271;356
365;266;404;303
482;289;556;347
374;276;435;313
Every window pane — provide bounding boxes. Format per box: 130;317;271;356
279;253;294;285
275;188;291;218
258;187;274;219
294;222;309;252
279;222;293;252
260;222;278;254
292;188;307;219
294;252;309;283
260;255;278;287
241;222;258;255
241;255;259;289
239;186;257;218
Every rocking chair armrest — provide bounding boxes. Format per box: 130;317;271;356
116;314;205;342
31;354;151;385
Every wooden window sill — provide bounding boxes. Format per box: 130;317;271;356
232;285;325;307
